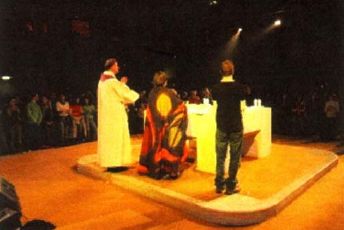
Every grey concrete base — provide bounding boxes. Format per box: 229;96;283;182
76;149;338;226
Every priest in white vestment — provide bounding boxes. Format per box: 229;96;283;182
97;58;139;168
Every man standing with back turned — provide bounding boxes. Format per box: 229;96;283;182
212;59;250;195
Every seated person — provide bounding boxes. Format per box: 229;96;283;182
138;71;188;179
201;87;214;105
188;90;201;104
69;97;86;141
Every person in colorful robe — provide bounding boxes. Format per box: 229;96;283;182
97;58;139;169
138;71;188;179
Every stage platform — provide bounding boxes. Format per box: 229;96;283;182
77;136;338;226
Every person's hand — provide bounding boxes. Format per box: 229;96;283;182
120;76;128;84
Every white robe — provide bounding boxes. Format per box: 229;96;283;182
97;71;139;167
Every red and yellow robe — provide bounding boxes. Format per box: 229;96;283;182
138;87;188;179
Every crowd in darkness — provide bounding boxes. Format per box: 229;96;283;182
252;78;342;141
0;76;342;156
0;91;98;155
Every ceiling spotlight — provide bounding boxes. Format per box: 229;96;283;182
238;28;243;33
274;19;282;26
209;0;218;6
1;76;12;81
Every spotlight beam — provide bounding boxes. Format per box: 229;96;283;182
1;76;12;81
274;19;282;26
225;28;242;58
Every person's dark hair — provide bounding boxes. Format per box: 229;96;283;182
104;58;117;70
58;94;66;102
30;93;39;99
152;71;168;87
83;96;93;105
7;97;16;104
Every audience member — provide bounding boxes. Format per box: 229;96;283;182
0;106;10;154
201;87;213;105
56;94;71;145
83;97;97;140
323;93;340;140
70;96;86;142
291;95;306;136
26;93;43;150
41;95;56;146
3;98;23;153
188;90;201;104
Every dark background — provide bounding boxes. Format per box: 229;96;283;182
0;0;343;97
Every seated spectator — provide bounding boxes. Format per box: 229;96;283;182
56;94;71;145
3;98;23;153
0;106;10;155
26;93;43;150
129;90;147;134
83;97;97;140
49;92;58;120
291;95;306;136
188;90;201;104
69;96;87;142
201;87;214;105
180;91;189;101
322;93;340;140
40;95;56;146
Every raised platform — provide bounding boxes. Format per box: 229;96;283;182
76;139;338;226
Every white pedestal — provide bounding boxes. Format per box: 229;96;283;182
186;102;271;174
242;106;271;158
